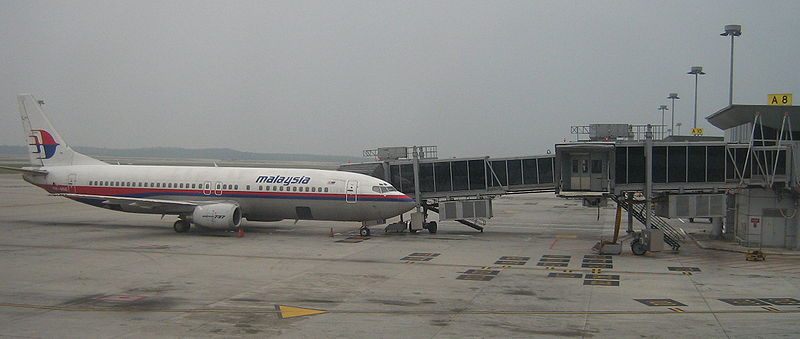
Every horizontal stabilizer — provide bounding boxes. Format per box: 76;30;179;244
0;166;48;175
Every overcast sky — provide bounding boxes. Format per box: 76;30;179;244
1;1;798;158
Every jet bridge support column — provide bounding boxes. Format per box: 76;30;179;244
644;125;653;230
626;192;634;233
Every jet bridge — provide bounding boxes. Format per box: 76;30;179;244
555;106;797;251
339;146;556;232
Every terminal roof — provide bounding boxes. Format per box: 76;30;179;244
706;105;800;130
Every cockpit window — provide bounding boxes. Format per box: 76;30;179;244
372;186;398;193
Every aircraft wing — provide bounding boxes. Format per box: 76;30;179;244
52;193;199;213
0;166;48;175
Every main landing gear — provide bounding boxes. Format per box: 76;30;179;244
173;219;191;233
359;227;372;237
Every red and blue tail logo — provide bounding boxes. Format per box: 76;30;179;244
29;129;59;159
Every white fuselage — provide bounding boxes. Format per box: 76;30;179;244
25;164;415;222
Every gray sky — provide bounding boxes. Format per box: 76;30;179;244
1;1;798;158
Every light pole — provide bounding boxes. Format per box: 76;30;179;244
721;24;742;106
658;105;668;139
668;93;679;136
676;122;682;135
687;66;706;131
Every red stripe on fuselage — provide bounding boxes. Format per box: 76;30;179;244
37;184;413;201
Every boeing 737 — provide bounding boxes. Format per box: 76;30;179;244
2;94;416;236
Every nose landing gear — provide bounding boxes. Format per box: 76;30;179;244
359;227;371;237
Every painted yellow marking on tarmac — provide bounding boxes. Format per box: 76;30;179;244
669;308;685;313
1;302;799;316
277;305;328;319
556;235;577;238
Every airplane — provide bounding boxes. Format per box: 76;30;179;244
1;94;417;236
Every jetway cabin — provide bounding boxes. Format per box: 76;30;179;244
555;141;791;196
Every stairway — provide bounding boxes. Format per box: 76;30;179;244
610;195;684;251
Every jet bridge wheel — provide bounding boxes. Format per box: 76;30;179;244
631;239;647;256
424;221;438;234
173;220;191;233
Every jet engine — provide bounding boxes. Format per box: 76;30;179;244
191;203;242;229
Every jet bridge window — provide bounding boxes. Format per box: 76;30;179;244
434;162;452;192
489;160;507;187
452;161;469;191
507;160;523;186
419;163;434;193
523;159;538;185
688;146;706;182
653;146;667;183
468;160;486;190
667;146;687;182
707;146;725;182
537;157;554;184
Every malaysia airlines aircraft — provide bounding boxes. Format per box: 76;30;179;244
3;94;415;236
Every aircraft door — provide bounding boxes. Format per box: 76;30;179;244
569;155;591;191
345;180;358;203
214;182;223;196
203;181;212;196
67;173;77;193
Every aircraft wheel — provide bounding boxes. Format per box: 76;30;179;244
359;228;371;237
631;239;647;256
427;221;437;234
173;220;191;233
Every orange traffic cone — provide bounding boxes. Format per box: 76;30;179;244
237;227;244;238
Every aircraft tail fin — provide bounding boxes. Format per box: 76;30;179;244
18;94;106;167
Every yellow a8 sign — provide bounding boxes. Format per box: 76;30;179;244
768;94;792;106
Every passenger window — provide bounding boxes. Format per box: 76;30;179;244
265;186;269;191
246;185;250;190
234;185;238;190
292;187;297;192
280;186;284;191
259;185;263;190
273;186;277;191
305;187;309;192
324;187;329;192
311;187;316;192
216;184;220;189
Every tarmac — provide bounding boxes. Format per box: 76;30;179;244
1;174;799;338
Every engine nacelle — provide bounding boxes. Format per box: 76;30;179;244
191;203;242;229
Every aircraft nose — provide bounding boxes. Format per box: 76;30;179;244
399;195;416;210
